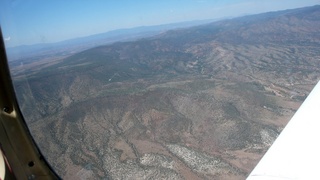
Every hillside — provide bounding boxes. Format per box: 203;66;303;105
12;5;320;179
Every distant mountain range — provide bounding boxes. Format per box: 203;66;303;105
6;19;221;61
18;4;319;83
154;5;320;45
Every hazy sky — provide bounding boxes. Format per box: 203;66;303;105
0;0;319;47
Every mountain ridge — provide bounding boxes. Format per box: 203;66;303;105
6;18;219;61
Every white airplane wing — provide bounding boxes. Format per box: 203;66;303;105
247;81;320;180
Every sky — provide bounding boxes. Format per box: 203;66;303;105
0;0;319;47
